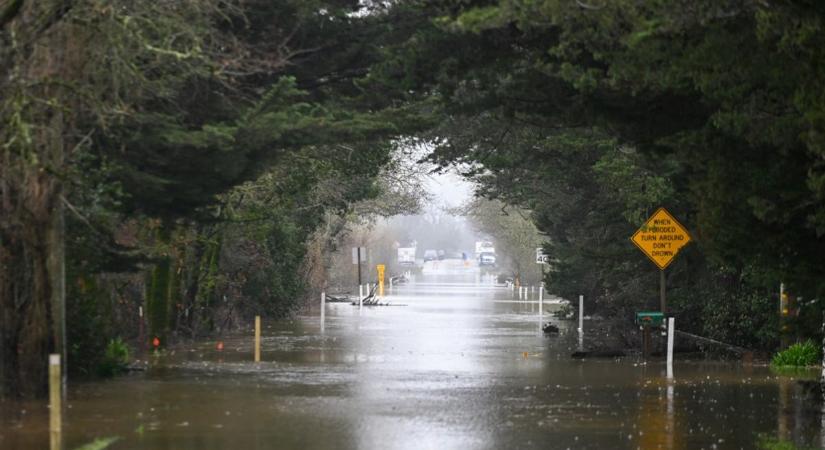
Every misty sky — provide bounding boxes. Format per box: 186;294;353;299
424;170;474;210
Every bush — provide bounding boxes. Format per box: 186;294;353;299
97;338;130;377
757;434;816;450
771;340;821;368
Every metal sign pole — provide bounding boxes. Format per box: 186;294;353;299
660;269;666;314
357;247;362;287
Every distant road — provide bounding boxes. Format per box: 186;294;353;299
421;258;480;274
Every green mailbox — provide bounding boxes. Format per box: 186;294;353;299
635;311;664;327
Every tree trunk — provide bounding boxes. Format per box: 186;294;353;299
0;177;64;397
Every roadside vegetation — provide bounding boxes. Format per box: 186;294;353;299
772;341;822;368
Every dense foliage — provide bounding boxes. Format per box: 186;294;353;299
363;0;825;348
0;0;427;394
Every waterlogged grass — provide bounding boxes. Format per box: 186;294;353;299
771;341;821;368
74;437;119;450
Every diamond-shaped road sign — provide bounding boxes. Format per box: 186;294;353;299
631;208;692;270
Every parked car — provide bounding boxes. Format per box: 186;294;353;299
423;249;438;261
478;252;497;266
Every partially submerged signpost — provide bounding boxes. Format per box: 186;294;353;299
630;207;691;361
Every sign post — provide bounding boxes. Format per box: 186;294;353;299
630;208;691;313
377;264;385;297
536;247;548;301
352;247;366;287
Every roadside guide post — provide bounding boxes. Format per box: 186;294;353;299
578;295;584;351
254;315;261;363
667;317;675;379
49;354;62;433
377;264;386;297
320;291;326;333
538;287;543;317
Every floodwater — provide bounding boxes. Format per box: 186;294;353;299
1;270;823;449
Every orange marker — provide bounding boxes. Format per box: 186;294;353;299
152;337;160;348
216;341;224;351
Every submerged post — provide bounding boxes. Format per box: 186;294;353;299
667;317;675;379
578;295;584;350
49;354;62;450
254;315;261;363
539;287;544;316
320;291;326;333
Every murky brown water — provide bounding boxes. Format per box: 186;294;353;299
2;272;822;449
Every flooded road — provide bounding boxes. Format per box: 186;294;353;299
2;273;822;449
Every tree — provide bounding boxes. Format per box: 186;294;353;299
460;198;545;284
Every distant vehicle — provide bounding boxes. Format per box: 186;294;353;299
475;241;495;257
423;249;438;261
398;247;416;266
478;252;497;266
446;251;463;259
437;250;446;260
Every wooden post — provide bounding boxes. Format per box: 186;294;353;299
138;306;144;356
49;354;62;450
254;316;261;363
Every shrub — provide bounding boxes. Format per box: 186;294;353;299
757;433;816;450
771;340;821;368
97;338;130;377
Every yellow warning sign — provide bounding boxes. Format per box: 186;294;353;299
377;264;385;296
630;208;691;270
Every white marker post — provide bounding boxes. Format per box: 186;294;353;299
578;295;584;350
359;284;363;299
667;317;675;379
320;291;326;333
539;287;544;317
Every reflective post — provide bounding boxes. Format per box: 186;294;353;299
320;291;326;333
578;295;584;351
49;354;61;450
539;287;544;317
667;317;675;379
254;316;261;362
